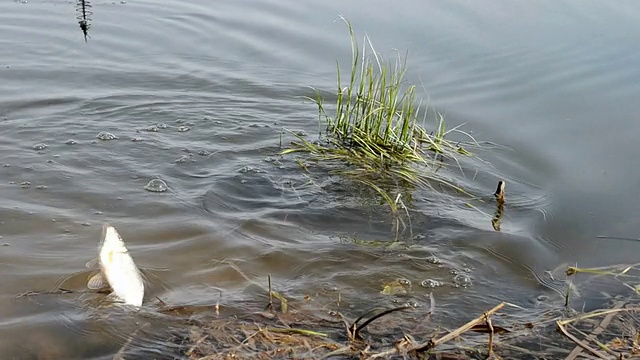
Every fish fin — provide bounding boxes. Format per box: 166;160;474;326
85;257;98;268
87;272;108;290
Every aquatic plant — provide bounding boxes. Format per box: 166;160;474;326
282;17;477;213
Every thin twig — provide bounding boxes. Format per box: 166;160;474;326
556;321;610;360
419;302;505;351
565;301;625;360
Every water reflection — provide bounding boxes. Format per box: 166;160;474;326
76;0;92;42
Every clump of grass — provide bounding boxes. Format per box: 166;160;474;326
282;17;476;212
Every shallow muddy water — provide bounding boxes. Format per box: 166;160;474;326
1;0;640;358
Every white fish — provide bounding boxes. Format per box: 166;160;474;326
87;224;145;307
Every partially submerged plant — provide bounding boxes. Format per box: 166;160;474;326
283;17;477;213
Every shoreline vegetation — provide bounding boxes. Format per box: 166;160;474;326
21;262;640;359
282;17;479;219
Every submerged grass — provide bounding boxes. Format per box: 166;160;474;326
282;17;478;213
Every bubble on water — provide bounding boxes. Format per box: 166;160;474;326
94;211;103;215
295;130;308;137
238;166;266;174
20;181;31;188
82;221;91;227
131;136;144;142
176;126;190;132
420;279;444;289
248;124;259;128
449;269;460;275
96;131;118;140
214;121;223;125
157;123;168;129
175;119;186;124
405;301;419;308
2;243;9;247
426;256;442;265
197;150;210;156
51;219;56;222
35;185;47;190
175;156;189;163
3;164;10;167
65;139;78;145
146;126;159;132
145;178;168;192
452;273;472;288
33;143;48;150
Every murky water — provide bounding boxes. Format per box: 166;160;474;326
2;0;640;358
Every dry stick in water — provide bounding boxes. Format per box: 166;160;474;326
565;304;622;360
351;304;412;340
419;302;505;352
486;312;495;355
267;273;273;311
492;180;506;231
565;301;627;360
370;302;505;359
494;180;505;205
556;321;610;360
417;303;503;352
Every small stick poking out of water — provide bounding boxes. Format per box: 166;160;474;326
494;180;506;204
492;180;506;231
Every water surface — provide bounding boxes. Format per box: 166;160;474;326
1;0;640;357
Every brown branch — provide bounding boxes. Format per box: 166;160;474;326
556;321;610;360
415;302;505;352
565;301;625;360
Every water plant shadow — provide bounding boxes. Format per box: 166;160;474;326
76;0;92;42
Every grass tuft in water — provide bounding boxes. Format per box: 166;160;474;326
282;17;477;213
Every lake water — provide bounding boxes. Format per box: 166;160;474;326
1;0;640;358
